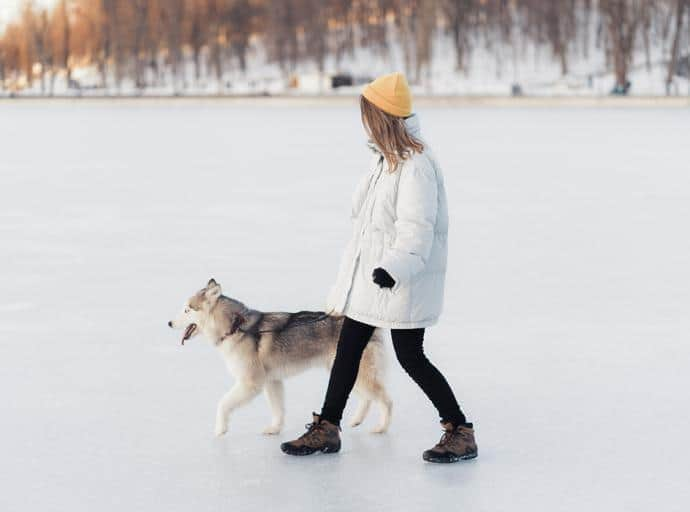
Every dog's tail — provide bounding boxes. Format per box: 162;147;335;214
365;327;387;370
354;328;392;432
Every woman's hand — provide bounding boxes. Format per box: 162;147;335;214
372;267;395;288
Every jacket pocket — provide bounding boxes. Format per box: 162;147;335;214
381;232;402;295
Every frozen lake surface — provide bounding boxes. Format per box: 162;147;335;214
1;100;689;511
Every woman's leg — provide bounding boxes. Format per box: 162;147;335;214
391;327;468;426
319;316;376;426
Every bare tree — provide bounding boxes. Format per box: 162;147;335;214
328;0;355;67
415;0;438;84
0;42;5;90
54;0;71;87
395;0;418;78
0;0;687;97
206;0;227;89
600;0;647;92
227;0;255;72
303;0;330;75
160;0;185;92
20;4;37;88
266;0;300;75
353;0;389;57
443;0;478;71
131;0;150;89
666;0;688;94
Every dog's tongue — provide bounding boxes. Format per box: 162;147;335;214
181;324;196;345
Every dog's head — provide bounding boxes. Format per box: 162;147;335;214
168;278;222;345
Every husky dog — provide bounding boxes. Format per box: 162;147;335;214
168;279;393;437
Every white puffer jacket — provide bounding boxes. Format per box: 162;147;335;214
325;114;449;329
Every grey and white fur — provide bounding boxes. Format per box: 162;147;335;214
168;279;393;437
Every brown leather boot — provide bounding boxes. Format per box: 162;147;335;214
423;421;478;463
280;413;341;456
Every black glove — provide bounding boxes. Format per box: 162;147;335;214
372;267;395;289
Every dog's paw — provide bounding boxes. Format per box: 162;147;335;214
261;424;282;435
349;419;363;428
370;424;388;434
214;423;228;438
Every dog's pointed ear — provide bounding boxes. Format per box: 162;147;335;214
205;279;221;302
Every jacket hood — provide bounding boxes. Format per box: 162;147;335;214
403;113;421;137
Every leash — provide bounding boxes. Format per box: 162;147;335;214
228;311;333;338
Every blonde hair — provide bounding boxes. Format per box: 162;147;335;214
360;94;424;172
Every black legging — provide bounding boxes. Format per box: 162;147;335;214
320;316;468;427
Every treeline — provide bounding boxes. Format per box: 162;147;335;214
0;0;688;95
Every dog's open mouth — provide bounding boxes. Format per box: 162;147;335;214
181;323;197;345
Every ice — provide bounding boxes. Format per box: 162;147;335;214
1;100;689;511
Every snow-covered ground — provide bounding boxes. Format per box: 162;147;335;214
1;101;689;511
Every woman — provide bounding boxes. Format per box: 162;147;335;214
281;72;477;463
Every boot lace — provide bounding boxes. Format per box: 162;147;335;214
299;420;325;439
436;430;452;448
436;426;468;448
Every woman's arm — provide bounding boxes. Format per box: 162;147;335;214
376;158;438;292
325;158;380;313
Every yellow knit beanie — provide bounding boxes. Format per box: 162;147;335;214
362;72;412;118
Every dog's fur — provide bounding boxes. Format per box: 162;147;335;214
169;279;392;436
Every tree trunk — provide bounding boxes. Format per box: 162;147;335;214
666;0;687;95
133;0;149;89
58;0;71;86
0;53;5;91
601;0;641;91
